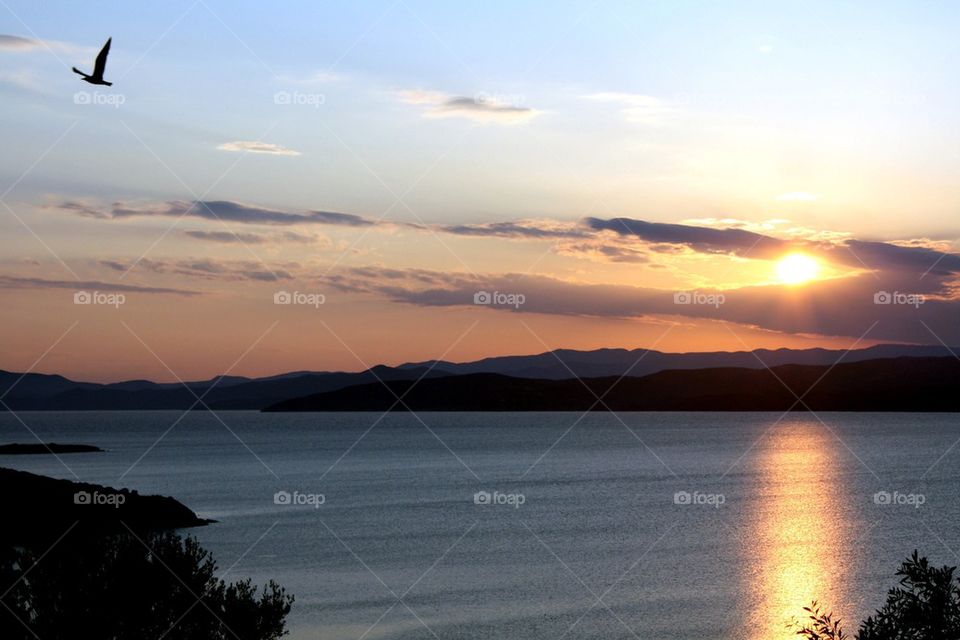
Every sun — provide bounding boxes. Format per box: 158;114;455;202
776;253;819;285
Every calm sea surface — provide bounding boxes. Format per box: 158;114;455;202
2;411;959;639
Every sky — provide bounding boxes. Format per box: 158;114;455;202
1;0;959;382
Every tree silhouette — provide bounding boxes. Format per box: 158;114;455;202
0;530;292;640
798;551;960;640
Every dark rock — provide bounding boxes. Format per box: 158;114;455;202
0;467;212;546
0;443;104;455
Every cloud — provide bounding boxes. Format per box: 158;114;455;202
843;240;960;276
395;90;540;124
100;258;296;282
52;199;585;240
0;35;35;51
433;97;538;123
182;229;323;244
554;239;650;264
48;198;960;280
182;230;273;244
437;220;585;239
585;215;960;276
52;200;576;241
581;92;675;124
0;274;200;296
317;266;960;344
585;216;791;259
0;34;90;55
53;200;377;227
27;197;960;343
217;141;301;156
53;200;116;219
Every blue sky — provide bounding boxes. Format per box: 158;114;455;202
2;1;960;380
5;0;960;230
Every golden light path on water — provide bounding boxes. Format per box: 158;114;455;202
749;420;855;640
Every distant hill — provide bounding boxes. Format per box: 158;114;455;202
264;356;960;412
397;343;958;379
0;365;444;410
2;344;957;410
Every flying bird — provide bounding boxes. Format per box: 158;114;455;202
72;37;113;86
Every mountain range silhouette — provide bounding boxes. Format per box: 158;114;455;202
1;344;957;411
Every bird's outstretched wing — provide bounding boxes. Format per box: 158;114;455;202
93;37;111;78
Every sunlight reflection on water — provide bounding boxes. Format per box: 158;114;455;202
751;421;856;640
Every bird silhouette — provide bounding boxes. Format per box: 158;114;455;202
72;38;113;86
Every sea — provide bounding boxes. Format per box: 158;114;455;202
2;411;959;640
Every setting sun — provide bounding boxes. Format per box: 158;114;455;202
776;253;819;285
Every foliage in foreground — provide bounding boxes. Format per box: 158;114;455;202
0;530;293;640
798;551;960;640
